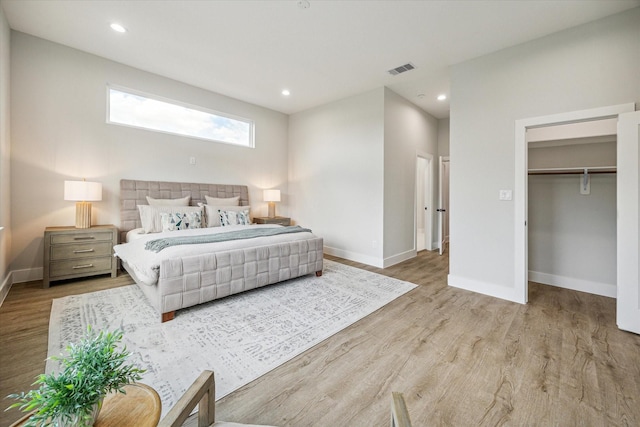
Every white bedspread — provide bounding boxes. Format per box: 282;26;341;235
113;224;317;286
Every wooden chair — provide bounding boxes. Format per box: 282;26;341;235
390;392;413;427
157;370;276;427
158;370;412;427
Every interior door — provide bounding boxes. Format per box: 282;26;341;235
438;157;450;255
617;110;640;334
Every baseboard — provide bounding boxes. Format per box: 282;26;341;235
0;271;12;308
324;246;384;268
383;249;416;268
11;267;43;284
448;274;526;304
0;267;44;308
528;271;616;298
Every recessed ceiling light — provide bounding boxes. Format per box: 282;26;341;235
110;23;127;33
437;94;447;101
282;89;291;96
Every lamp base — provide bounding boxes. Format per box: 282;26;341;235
268;202;276;218
75;201;92;228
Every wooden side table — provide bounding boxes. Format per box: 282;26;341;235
43;225;118;288
10;383;161;427
253;216;291;226
96;383;161;427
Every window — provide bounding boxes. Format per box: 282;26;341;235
107;86;254;148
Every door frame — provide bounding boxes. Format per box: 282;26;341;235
415;152;433;251
514;103;635;305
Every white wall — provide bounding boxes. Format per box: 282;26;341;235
0;6;11;300
449;8;640;298
383;88;438;263
10;32;289;273
289;88;385;267
288;87;439;268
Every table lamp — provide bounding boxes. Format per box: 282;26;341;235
64;180;102;228
263;189;281;218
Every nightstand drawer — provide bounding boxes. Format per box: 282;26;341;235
50;241;113;261
51;231;114;245
49;256;113;278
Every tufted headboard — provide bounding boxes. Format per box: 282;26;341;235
120;179;250;242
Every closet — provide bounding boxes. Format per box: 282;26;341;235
527;118;617;298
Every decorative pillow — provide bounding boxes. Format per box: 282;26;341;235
146;195;190;206
160;211;202;231
218;209;251;226
202;204;249;227
205;195;240;206
138;205;203;233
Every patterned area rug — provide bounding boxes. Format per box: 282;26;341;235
47;259;416;417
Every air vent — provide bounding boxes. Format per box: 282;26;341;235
388;63;415;76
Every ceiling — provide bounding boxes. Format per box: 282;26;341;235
2;0;639;119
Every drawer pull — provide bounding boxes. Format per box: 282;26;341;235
73;249;95;254
72;264;94;269
73;236;95;240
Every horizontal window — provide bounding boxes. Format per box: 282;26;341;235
107;86;254;148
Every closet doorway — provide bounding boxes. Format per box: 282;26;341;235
527;118;617;298
514;103;640;334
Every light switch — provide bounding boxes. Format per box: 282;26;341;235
189;157;196;165
499;190;512;201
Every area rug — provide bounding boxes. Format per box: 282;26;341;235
47;259;416;417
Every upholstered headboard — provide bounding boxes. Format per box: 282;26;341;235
120;179;250;242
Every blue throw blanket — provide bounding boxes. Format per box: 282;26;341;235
145;226;313;253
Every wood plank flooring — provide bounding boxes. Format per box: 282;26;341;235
1;251;639;426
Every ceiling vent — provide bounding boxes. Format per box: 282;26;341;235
388;63;415;76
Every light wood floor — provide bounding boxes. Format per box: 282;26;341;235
2;251;639;426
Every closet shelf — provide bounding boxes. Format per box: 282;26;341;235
528;166;616;175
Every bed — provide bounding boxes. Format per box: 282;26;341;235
115;179;324;322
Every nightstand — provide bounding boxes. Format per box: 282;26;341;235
253;216;291;226
43;225;118;288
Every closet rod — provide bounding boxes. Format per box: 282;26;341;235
528;166;616;175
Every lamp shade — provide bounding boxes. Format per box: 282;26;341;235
64;180;102;202
263;189;281;202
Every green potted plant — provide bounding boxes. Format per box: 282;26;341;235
6;327;145;427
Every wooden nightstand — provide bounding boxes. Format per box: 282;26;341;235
43;225;118;288
253;216;291;226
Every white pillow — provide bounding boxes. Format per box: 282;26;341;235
125;228;145;243
205;195;240;206
138;205;203;233
146;195;190;206
203;204;249;227
160;211;202;231
219;209;251;226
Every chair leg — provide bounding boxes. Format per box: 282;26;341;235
391;392;412;427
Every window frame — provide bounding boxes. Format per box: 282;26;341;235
106;84;255;148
